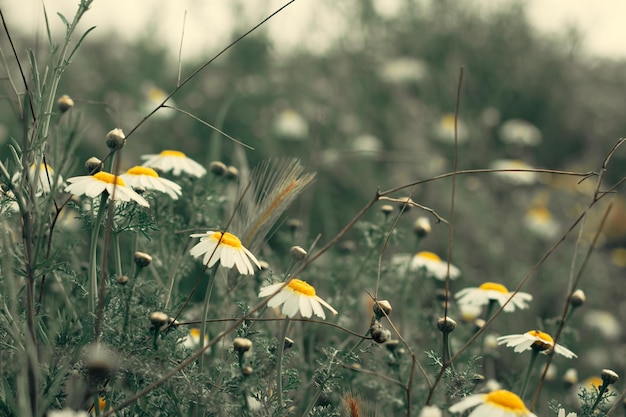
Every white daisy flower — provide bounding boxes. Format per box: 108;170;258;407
558;408;577;417
449;389;536;417
455;282;533;312
12;163;64;194
498;119;542;146
189;231;260;275
496;330;577;358
141;150;206;177
258;278;338;319
410;251;460;280
120;166;182;200
65;172;149;207
490;159;539;185
142;84;176;120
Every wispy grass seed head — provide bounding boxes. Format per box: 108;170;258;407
232;158;315;251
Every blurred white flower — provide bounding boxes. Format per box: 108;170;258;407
583;309;621;340
142;84;176;120
411;251;460;280
523;206;560;239
433;113;468;144
449;390;536;417
274;109;308;140
48;410;89;417
13;163;64;194
557;408;577;417
120;166;182;200
351;134;383;155
418;405;442;417
499;119;542;146
455;282;532;312
141;150;206;177
490;159;539;185
379;57;428;84
178;328;210;355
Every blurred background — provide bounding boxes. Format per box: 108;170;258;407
2;0;626;390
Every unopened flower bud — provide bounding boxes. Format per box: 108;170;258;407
286;218;303;233
413;216;432;238
209;161;227;176
225;166;239;180
570;289;586;308
233;337;252;353
133;185;146;195
84;343;118;381
106;128;126;150
373;300;392;319
149;311;169;328
134;251;152;268
284;337;294;350
117;275;129;286
338;240;357;254
242;365;253;376
85;157;103;175
370;322;391;344
290;246;307;261
258;260;270;270
384;339;401;353
380;204;394;216
437;316;457;333
57;94;74;113
601;369;619;385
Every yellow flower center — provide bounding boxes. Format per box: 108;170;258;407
610;247;626;267
190;328;201;338
287;279;316;296
586;376;604;389
30;163;54;173
479;282;509;293
441;114;455;129
94;172;126;187
210;231;242;248
527;206;551;222
484;390;527;412
148;88;166;101
509;160;529;169
98;397;106;411
527;330;554;351
416;251;441;262
126;166;159;177
160;150;186;158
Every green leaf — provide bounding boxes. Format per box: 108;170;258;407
56;12;69;30
66;26;96;64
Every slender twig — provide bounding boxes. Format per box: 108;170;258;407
176;10;187;87
123;0;298;141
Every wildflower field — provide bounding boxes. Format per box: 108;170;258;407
1;1;626;416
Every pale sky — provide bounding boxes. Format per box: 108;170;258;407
3;0;626;59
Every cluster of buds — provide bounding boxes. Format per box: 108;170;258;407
233;337;253;376
370;300;393;344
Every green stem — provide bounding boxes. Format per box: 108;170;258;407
521;349;540;399
589;383;609;413
276;317;290;410
113;233;123;278
200;269;216;370
88;193;108;322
